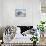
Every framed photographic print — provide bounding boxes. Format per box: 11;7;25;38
15;9;26;17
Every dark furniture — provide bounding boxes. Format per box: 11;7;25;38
17;26;33;34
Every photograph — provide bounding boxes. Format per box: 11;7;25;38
15;9;26;17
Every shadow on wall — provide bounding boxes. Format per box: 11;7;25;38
0;27;5;40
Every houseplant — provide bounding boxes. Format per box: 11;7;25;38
37;21;45;37
31;35;38;46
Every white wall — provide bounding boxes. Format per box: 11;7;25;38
32;0;41;27
0;0;3;26
1;0;41;26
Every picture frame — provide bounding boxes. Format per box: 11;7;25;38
15;9;26;17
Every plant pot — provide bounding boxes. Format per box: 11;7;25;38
40;32;44;37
